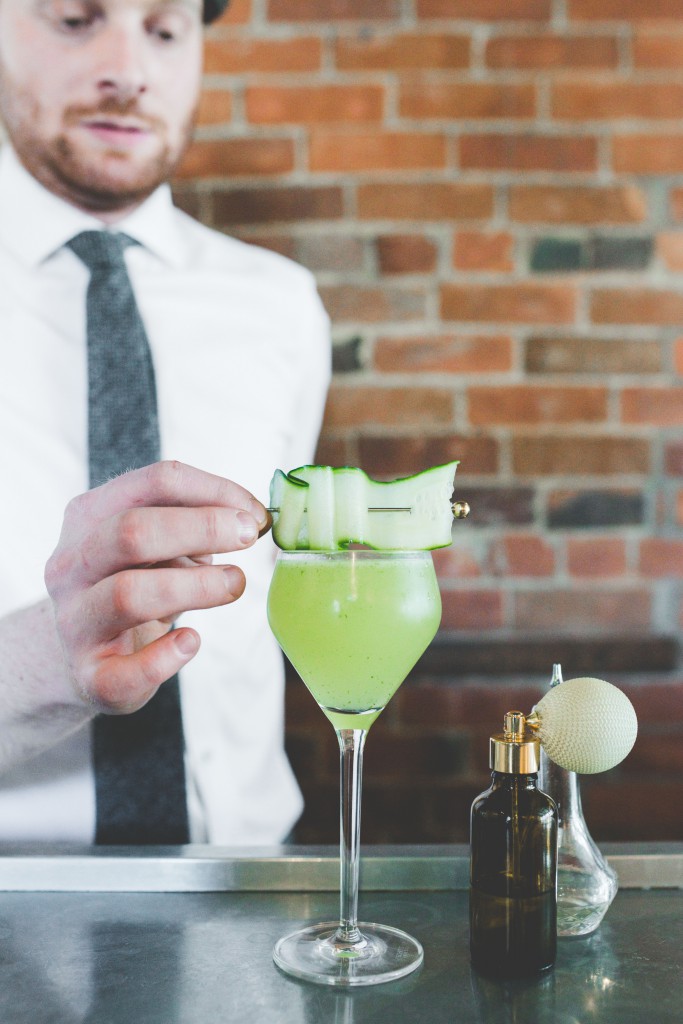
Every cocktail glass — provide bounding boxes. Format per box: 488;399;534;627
267;548;442;986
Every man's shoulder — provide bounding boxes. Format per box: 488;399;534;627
172;207;317;293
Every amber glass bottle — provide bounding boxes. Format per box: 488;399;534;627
470;712;558;980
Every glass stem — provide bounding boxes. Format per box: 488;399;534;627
335;727;367;947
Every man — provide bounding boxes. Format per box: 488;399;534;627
0;0;331;843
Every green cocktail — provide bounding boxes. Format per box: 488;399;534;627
268;551;442;731
268;549;441;987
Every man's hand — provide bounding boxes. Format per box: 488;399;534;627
44;461;271;714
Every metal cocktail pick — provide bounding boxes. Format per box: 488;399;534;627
267;500;471;518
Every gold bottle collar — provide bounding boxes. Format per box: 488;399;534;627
489;710;541;774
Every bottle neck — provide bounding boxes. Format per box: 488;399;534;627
490;771;538;790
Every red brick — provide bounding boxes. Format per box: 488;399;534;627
358;434;500;477
584;781;683;842
460;134;597;172
246;85;384;124
318;284;427;323
314;435;350;467
310;130;446;172
639;538;683;576
207;0;251;23
211;185;343;224
591;289;683;325
618;680;683;725
374;334;513;373
433;541;484;580
548;488;643;527
233;231;295;258
362;731;467;780
486;33;618;69
488;535;556;577
624;733;683;776
461;487;535;525
203;36;321;74
657;233;683;271
672;188;683;221
397;681;546;730
454;231;515;272
440;590;504;631
570;0;683;19
441;283;576;324
512;436;650;475
197;89;233;126
665;442;683;475
526;336;662;374
400;82;535;120
418;0;550;17
567;538;627;578
170;185;201;220
268;0;398;20
335;33;470;71
513;589;651;633
509;185;647;224
294;234;365;273
633;33;683;68
285;727;335;781
361;779;477;844
323;385;453;429
377;235;438;274
622;387;683;425
358;183;494;221
553;82;683;120
468;386;607;425
614;135;683;174
177;138;294;178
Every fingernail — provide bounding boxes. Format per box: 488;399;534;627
237;511;258;544
174;630;199;657
223;566;244;595
249;499;269;529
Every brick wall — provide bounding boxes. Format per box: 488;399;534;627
177;0;683;842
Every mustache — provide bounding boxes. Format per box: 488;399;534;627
65;98;164;130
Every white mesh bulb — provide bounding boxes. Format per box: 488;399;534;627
531;676;637;774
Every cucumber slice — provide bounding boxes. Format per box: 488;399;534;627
269;469;307;550
269;462;458;551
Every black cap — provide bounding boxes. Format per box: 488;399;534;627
203;0;229;22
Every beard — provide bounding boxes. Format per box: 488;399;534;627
46;133;177;214
1;90;198;215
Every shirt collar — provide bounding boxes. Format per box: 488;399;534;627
0;144;186;270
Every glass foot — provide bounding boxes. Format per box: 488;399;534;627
273;921;424;987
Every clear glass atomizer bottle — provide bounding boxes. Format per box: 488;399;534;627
470;711;558;979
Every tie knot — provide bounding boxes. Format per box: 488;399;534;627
67;230;135;270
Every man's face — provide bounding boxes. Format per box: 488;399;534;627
0;0;204;217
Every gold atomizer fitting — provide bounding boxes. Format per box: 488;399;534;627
489;711;541;774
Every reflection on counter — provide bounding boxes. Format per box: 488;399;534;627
470;925;621;1024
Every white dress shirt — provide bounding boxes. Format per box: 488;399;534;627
0;145;331;843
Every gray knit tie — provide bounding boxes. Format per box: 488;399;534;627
68;230;190;845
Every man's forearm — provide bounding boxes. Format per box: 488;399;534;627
0;599;93;773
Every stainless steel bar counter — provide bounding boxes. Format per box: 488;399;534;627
0;843;681;1023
